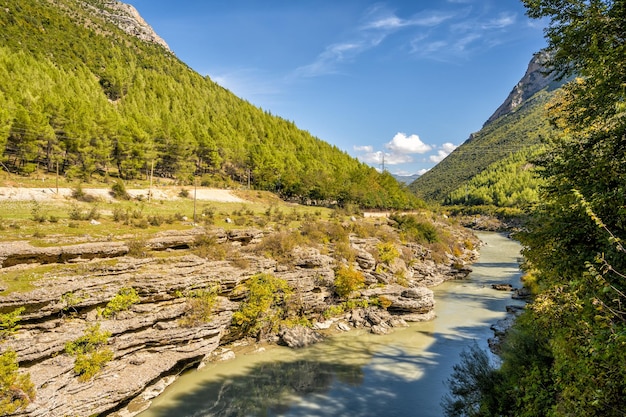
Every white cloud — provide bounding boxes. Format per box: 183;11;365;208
354;148;414;166
385;132;432;154
441;142;458;152
429;150;449;163
295;5;456;78
417;168;430;175
428;142;458;163
353;145;373;153
482;13;516;29
385;152;414;164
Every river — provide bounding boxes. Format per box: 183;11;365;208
138;232;524;417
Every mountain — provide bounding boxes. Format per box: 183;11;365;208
409;52;566;205
0;0;420;210
393;173;421;185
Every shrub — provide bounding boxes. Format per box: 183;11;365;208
30;201;47;223
179;288;219;328
178;188;189;198
255;230;301;262
334;265;365;298
71;183;98;202
378;296;393;310
112;207;128;223
390;213;440;244
322;304;345;319
0;350;35;414
127;238;147;257
0;307;24;340
377;241;400;264
65;323;113;382
101;288;140;318
193;234;227;260
231;273;293;339
333;240;356;262
110;180;131;200
60;292;86;316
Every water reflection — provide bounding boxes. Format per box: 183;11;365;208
140;232;523;417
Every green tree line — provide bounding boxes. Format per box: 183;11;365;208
410;88;556;204
0;0;420;210
445;147;545;207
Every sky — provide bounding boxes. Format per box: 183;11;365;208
128;0;547;176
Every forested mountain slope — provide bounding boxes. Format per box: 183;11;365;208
410;53;565;205
0;0;419;209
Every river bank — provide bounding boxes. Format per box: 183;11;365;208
136;232;524;417
1;206;479;416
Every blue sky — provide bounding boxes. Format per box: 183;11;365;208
128;0;546;176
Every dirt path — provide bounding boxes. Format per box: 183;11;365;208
0;186;246;203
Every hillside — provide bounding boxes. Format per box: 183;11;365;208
409;53;565;205
0;0;419;210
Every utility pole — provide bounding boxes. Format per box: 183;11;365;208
381;152;386;172
193;177;197;225
148;160;154;202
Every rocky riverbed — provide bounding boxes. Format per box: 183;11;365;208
0;219;479;417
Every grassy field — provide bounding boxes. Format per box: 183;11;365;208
0;172;340;245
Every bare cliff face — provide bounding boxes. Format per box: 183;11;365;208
484;51;561;125
1;221;478;417
79;0;171;51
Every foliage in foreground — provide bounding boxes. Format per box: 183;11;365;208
444;0;626;415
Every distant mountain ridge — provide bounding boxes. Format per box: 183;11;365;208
409;52;567;203
393;174;420;184
484;51;559;125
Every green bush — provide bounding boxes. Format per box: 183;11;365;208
179;288;219;328
127;238;147;257
71;183;98;202
334;265;365;298
376;241;400;264
30;201;47;223
193;234;227;260
0;350;35;414
65;323;113;382
110;180;131;200
390;214;440;244
255;230;302;262
101;288;140;318
231;273;293;339
0;307;24;340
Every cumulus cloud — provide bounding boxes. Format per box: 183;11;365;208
385;132;432;154
429;142;458;163
429;150;449;163
353;147;414;166
441;142;457;152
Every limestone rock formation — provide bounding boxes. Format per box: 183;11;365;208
485;51;561;125
0;224;479;416
79;1;171;51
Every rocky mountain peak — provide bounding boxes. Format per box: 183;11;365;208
484;51;558;126
80;0;170;51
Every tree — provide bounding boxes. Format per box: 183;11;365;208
486;1;626;415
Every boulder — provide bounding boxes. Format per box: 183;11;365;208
279;325;324;348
